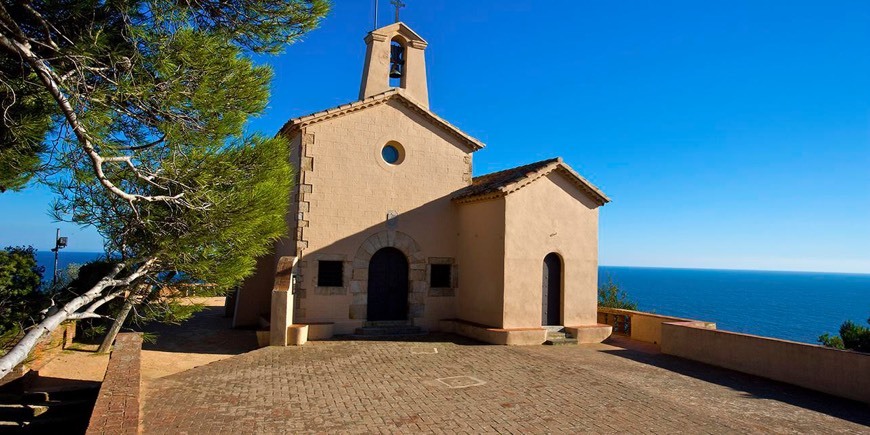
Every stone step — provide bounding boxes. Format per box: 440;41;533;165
363;320;412;327
0;404;48;420
547;332;567;340
0;397;95;421
543;337;579;346
354;326;424;336
3;415;91;433
0;420;24;431
26;387;99;403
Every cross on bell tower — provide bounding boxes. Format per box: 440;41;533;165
391;0;405;23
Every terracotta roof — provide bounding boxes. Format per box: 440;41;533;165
277;89;484;151
452;157;610;205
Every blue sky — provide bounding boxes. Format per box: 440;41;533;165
1;1;868;273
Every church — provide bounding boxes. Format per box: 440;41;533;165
232;21;613;346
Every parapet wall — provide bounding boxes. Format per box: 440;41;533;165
87;333;142;434
661;321;870;404
598;307;716;344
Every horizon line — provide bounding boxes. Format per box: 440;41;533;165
600;264;870;276
32;251;870;277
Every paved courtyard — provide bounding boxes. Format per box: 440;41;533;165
141;333;869;434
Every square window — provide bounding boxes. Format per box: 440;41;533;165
317;261;343;287
430;264;452;288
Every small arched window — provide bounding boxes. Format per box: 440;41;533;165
389;37;406;88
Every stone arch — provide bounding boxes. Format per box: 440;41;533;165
349;230;427;323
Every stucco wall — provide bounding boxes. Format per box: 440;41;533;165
502;171;601;329
289;101;474;333
456;198;506;327
662;322;870;404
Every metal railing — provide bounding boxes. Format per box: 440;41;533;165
598;307;631;336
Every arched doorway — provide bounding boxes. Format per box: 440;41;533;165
542;253;562;325
367;247;409;321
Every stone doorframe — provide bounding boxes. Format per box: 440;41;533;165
349;230;427;323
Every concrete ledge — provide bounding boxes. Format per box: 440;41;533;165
565;324;612;343
256;331;270;348
86;333;141;435
440;319;546;345
288;324;309;346
662;321;870;404
305;322;335;340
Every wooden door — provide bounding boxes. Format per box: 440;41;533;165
367;247;409;321
542;253;562;325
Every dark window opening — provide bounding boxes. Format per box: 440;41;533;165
430;264;451;288
318;260;343;287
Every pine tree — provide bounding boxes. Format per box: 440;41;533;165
0;0;329;377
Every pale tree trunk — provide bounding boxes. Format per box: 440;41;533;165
98;279;165;354
96;297;135;354
0;259;155;379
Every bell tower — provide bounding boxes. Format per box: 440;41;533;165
359;22;429;108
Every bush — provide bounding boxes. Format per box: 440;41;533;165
0;246;44;338
819;318;870;353
598;276;638;310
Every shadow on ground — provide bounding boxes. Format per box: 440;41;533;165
339;332;488;346
601;336;870;427
137;305;257;356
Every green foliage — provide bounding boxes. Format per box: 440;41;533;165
78;322;108;344
139;300;204;325
598;277;638;310
0;0;326;332
817;333;844;349
0;56;53;192
818;318;870;353
0;246;45;335
0;0;327;374
0;325;23;354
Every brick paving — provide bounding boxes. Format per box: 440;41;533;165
141;334;869;434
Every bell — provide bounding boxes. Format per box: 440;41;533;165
389;63;403;79
389;43;404;79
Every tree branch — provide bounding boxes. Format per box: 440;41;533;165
0;258;156;378
0;31;189;212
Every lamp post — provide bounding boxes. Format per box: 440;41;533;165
51;228;68;287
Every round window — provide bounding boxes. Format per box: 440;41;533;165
381;142;404;165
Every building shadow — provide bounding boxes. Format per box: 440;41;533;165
338;332;488;346
137;304;257;356
600;337;870;426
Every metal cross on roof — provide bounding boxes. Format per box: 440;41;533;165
391;0;406;23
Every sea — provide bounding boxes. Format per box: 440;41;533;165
32;252;870;345
600;266;870;345
35;251;106;276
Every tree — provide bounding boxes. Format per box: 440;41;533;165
818;318;870;353
0;0;329;377
0;246;44;339
598;277;638;310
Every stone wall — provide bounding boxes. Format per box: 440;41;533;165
86;333;142;434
